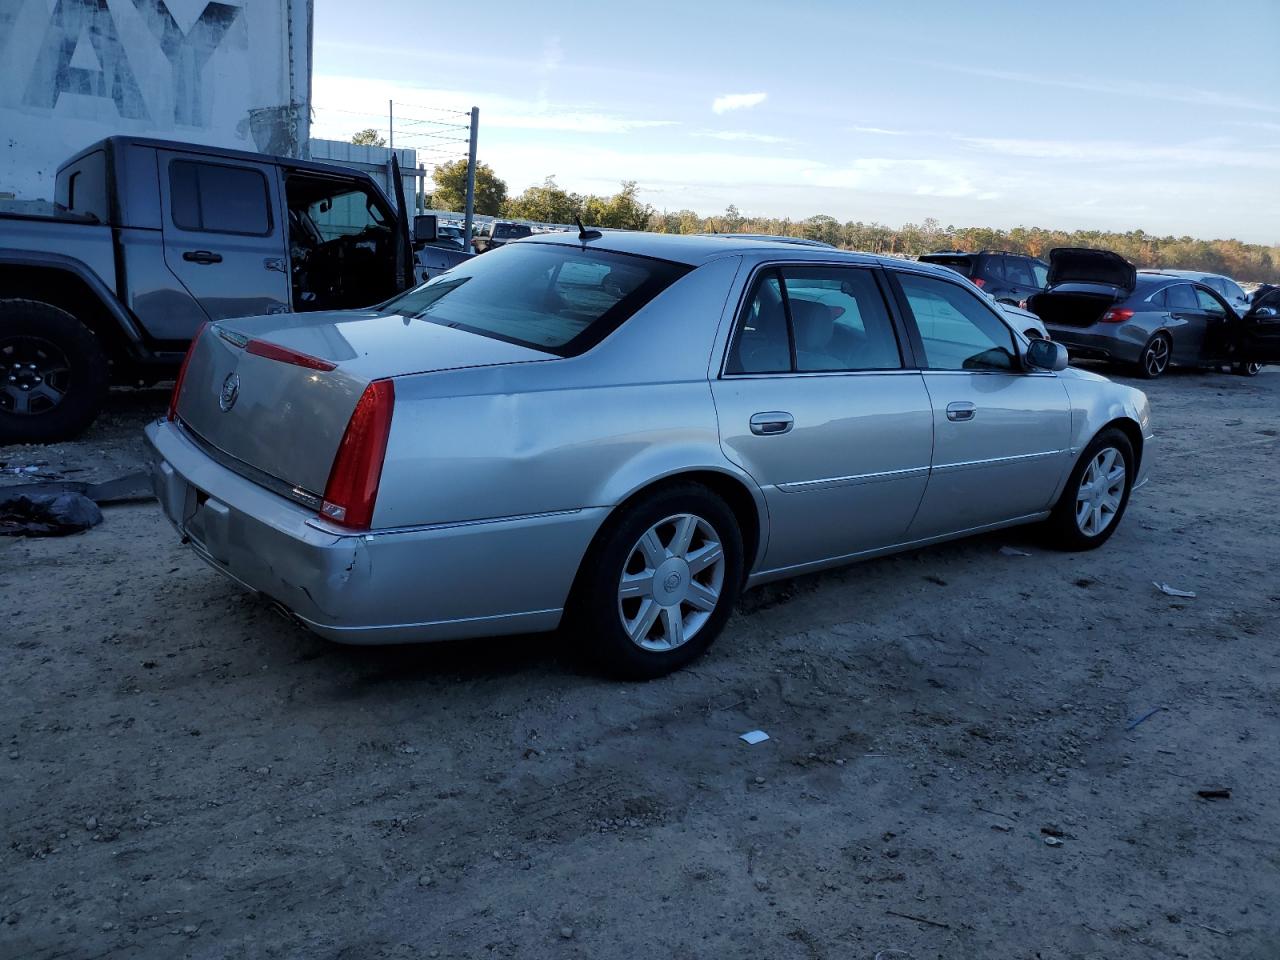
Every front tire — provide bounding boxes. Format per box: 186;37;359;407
569;483;744;679
1232;361;1262;377
0;299;109;443
1044;428;1135;551
1135;333;1171;379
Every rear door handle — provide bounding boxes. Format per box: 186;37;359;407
749;411;794;435
183;250;223;264
946;401;976;422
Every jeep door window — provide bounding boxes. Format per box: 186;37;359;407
169;161;271;235
896;272;1017;371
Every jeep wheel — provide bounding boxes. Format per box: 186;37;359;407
0;300;109;444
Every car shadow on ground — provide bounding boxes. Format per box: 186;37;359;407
296;523;1050;690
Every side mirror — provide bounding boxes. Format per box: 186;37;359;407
413;214;438;244
1025;338;1068;371
1254;305;1278;319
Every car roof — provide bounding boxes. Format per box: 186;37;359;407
1139;269;1231;282
519;230;964;278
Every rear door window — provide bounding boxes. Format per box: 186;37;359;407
726;267;902;374
1166;283;1198;310
169;160;271;235
1031;261;1049;287
895;271;1017;371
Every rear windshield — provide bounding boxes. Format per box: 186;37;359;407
383;242;691;356
918;255;975;278
494;223;533;240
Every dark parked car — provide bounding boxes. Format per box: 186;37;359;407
1028;248;1278;378
918;250;1048;306
472;220;534;253
1139;269;1250;314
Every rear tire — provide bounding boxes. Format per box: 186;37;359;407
568;483;744;679
1043;428;1135;551
0;299;109;444
1135;333;1171;379
1232;361;1263;377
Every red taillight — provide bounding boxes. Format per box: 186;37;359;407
246;339;337;371
972;277;986;288
320;380;395;530
167;321;207;421
1100;307;1134;323
1018;299;1028;310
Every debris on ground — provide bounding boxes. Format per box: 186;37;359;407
1153;582;1197;598
739;730;770;745
885;910;950;930
1126;706;1166;730
1196;788;1231;801
0;492;102;536
0;471;153;505
1043;836;1064;847
999;546;1032;557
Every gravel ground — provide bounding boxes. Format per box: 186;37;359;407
2;368;1278;960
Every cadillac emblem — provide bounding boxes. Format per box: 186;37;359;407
219;372;240;412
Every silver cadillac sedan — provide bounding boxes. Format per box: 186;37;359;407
147;232;1153;678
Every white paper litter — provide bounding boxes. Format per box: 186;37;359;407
999;546;1032;557
739;730;770;745
1153;581;1197;599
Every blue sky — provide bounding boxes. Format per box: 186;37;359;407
311;0;1280;243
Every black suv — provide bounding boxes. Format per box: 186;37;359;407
918;250;1049;305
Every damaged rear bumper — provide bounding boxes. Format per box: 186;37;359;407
144;418;604;644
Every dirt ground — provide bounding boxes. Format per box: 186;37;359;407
2;367;1278;960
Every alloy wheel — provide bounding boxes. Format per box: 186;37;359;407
1075;447;1126;537
1143;337;1169;377
0;335;71;415
617;513;725;652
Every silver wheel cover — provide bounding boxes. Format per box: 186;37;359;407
617;513;725;652
1075;447;1126;537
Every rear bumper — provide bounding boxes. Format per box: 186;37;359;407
1045;324;1146;364
144;418;606;644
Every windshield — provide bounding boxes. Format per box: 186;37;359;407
383;243;691;356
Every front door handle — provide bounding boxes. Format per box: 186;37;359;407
183;250;223;264
946;401;976;422
749;411;794;436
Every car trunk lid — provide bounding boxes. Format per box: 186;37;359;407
1046;247;1136;291
173;310;553;499
1026;288;1123;327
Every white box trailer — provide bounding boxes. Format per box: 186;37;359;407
0;0;313;201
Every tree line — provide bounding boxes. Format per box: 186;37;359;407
423;155;1279;282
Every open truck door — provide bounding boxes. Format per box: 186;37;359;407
389;154;415;293
1235;288;1280;366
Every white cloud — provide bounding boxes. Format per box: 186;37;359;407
959;136;1280;170
695;130;792;144
851;126;907;136
712;92;767;114
310;75;676;149
917;63;1280;115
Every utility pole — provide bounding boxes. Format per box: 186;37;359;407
463;107;479;254
388;99;394;150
